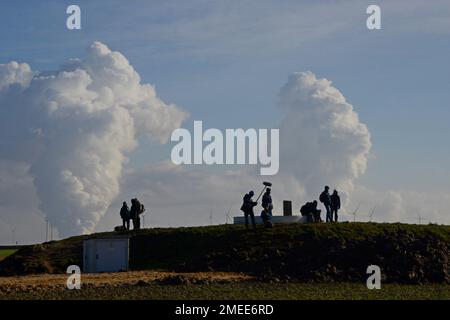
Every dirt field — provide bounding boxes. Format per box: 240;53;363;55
0;270;253;298
0;271;448;300
0;270;252;288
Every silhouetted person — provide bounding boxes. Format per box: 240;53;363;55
120;201;130;230
130;198;143;230
320;186;332;222
240;191;257;230
261;207;273;228
331;190;341;222
262;188;273;216
300;200;322;223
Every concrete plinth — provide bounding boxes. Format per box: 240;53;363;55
233;215;307;225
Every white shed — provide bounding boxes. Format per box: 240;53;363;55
83;237;129;273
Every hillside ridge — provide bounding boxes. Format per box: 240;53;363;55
0;222;448;284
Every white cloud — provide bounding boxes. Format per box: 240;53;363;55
0;42;187;237
0;161;46;245
277;71;372;204
0;61;33;90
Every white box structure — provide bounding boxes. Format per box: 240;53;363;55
233;215;307;225
83;237;129;273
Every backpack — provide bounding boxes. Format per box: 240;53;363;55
139;204;145;215
300;204;308;216
240;195;250;212
319;192;326;203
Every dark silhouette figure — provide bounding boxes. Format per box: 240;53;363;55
240;191;257;230
130;198;144;230
120;202;130;230
331;190;341;222
261;207;273;228
262;188;273;216
319;186;332;222
300;200;322;223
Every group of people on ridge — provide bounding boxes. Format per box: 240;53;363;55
301;186;341;223
241;185;341;229
119;186;340;231
119;198;145;230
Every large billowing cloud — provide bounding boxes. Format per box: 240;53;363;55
0;42;187;237
277;71;372;203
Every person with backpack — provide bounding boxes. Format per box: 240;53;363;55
300;200;321;223
120;201;130;230
130;198;145;230
331;189;341;222
319;186;333;222
240;191;257;230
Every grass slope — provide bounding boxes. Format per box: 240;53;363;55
0;223;448;284
0;250;16;262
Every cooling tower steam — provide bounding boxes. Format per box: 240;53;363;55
0;42;187;236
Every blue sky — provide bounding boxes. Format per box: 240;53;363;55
1;1;449;204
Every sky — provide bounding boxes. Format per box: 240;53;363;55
0;0;449;244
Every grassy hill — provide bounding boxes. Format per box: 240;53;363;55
0;249;17;262
0;222;448;284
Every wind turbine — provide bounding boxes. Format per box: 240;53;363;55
10;226;16;245
225;206;232;224
351;202;361;222
416;209;424;225
45;218;49;242
369;206;377;222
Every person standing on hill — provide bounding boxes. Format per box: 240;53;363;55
319;186;332;222
130;198;146;230
130;198;141;230
262;188;273;217
331;190;341;222
240;191;257;230
120;202;130;230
